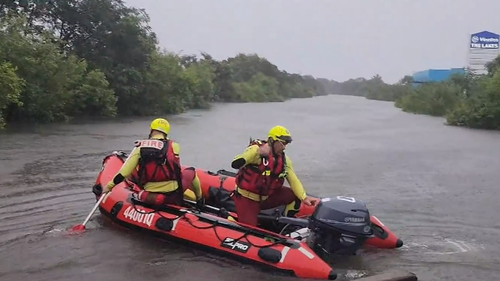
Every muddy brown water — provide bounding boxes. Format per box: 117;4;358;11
0;95;499;281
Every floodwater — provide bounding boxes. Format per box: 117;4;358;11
0;95;499;281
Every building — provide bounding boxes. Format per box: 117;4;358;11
412;68;466;84
467;30;499;75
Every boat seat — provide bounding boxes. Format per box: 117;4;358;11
206;186;286;218
207;186;236;212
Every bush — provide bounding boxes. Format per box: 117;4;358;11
329;56;500;130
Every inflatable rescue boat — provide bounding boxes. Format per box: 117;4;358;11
183;168;403;251
92;151;338;280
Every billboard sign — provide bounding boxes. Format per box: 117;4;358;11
470;31;499;49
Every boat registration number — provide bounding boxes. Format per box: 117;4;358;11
123;206;155;227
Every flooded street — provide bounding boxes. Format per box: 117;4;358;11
1;95;499;281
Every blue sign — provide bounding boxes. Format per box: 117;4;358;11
470;31;499;49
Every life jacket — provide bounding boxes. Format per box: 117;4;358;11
235;139;287;197
134;138;181;188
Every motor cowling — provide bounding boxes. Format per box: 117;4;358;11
306;196;373;256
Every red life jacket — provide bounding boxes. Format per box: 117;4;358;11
235;139;287;197
134;138;181;187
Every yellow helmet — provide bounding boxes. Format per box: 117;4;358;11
268;125;292;144
150;118;170;135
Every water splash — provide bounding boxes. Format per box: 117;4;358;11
344;269;369;279
400;236;484;255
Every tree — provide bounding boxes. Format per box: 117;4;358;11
0;0;339;130
330;54;500;130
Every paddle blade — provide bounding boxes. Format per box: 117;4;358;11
71;224;86;232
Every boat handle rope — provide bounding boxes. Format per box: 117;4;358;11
181;214;287;248
129;200;288;249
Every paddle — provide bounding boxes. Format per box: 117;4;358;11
183;198;237;219
71;192;108;232
179;201;297;247
183;199;309;228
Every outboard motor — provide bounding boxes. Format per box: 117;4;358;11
306;196;373;256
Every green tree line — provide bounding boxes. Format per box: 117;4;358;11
0;0;338;129
330;56;500;130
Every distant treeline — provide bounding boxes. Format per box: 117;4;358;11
330;56;500;130
0;0;338;129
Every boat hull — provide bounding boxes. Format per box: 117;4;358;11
92;152;338;280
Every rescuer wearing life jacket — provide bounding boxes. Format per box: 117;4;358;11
230;125;318;226
103;118;204;208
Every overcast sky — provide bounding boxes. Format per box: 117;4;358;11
123;0;500;84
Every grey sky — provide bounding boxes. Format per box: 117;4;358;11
123;0;500;84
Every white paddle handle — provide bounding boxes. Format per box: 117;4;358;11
81;192;107;226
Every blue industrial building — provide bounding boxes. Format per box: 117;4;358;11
412;68;466;84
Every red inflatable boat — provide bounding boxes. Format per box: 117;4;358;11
92;151;338;280
184;168;403;250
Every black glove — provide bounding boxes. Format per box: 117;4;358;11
219;207;230;219
195;197;205;210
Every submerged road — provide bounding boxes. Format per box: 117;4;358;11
0;95;499;281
